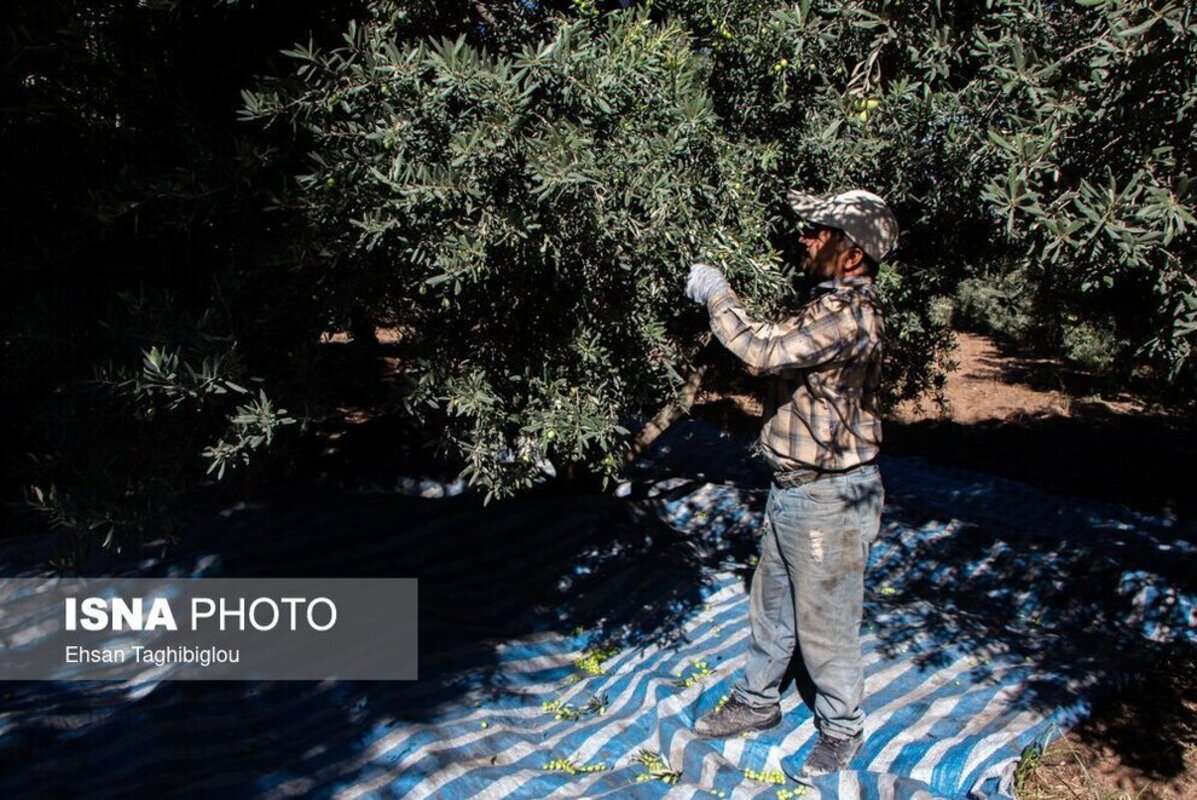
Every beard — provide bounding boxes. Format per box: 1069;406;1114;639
802;253;829;278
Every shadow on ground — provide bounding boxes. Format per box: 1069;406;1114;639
1;400;1194;795
0;470;754;797
1065;642;1197;779
886;404;1197;520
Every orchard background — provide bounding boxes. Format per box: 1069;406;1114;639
3;0;1194;545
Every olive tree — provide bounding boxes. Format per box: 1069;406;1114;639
242;11;788;499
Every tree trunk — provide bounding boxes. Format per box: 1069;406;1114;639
624;337;716;465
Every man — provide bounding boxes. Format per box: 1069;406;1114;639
684;189;897;781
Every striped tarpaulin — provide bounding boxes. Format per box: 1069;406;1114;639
1;420;1192;798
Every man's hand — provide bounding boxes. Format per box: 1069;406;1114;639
685;263;730;304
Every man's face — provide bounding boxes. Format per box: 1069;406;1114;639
797;224;851;281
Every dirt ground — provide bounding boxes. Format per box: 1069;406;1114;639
893;333;1078;423
700;332;1197;800
891;332;1155;424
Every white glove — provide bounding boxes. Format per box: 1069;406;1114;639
685;263;730;304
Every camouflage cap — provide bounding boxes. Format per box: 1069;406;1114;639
787;188;899;263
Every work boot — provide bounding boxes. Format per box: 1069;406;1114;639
693;695;781;738
795;731;864;781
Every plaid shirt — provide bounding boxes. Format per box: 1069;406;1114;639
706;277;884;473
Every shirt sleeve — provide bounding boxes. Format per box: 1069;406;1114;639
705;287;853;371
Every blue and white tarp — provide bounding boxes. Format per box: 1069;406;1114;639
1;420;1193;798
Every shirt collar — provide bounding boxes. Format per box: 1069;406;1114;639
810;276;874;298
